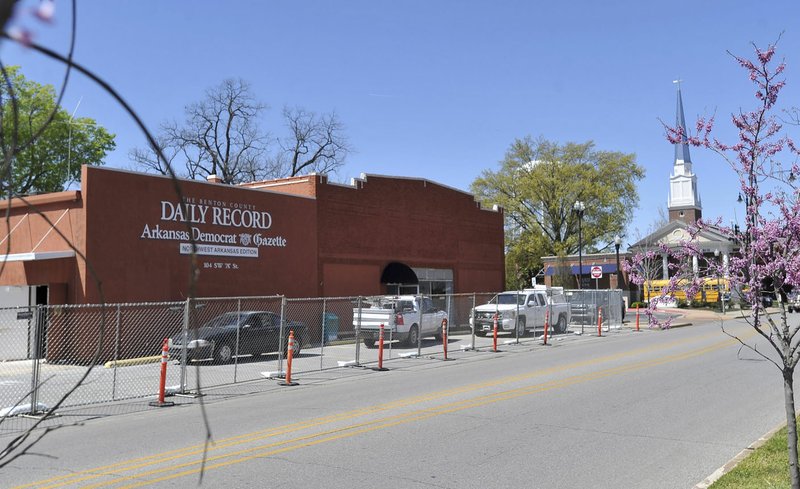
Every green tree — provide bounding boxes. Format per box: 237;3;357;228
0;66;115;195
471;137;644;288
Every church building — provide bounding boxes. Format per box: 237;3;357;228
627;83;733;294
542;83;735;302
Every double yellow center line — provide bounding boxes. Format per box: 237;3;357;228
14;327;752;489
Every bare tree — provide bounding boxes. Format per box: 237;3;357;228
132;83;351;182
127;135;180;176
149;78;271;184
276;106;350;177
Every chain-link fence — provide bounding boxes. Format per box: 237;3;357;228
563;289;625;334
0;289;628;435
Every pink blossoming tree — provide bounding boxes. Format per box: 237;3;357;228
628;42;800;487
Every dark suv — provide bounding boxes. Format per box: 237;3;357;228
169;311;307;363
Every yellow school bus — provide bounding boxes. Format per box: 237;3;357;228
644;277;730;303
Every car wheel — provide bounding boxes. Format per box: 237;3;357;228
214;342;233;364
405;325;419;347
364;338;376;348
557;315;567;334
516;317;526;337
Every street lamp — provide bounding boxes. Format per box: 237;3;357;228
614;235;622;289
573;201;586;289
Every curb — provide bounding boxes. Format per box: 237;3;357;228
103;355;161;368
693;420;787;488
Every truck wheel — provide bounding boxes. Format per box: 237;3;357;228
516;317;526;337
363;338;376;349
557;315;567;334
405;325;419;347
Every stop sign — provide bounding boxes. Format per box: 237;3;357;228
590;266;603;279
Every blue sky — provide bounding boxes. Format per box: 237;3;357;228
2;0;799;249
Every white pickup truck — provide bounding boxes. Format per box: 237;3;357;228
471;286;571;336
353;295;448;348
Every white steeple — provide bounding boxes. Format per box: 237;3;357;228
668;81;702;223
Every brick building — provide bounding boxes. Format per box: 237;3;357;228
0;166;505;308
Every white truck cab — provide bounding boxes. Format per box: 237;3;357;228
353;295;447;347
471;286;571;336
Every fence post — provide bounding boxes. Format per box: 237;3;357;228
179;298;190;393
112;305;121;400
468;293;476;350
581;291;586;336
320;298;327;370
515;289;520;343
442;318;448;360
416;294;422;357
355;296;362;367
29;305;44;415
233;298;242;383
278;296;287;374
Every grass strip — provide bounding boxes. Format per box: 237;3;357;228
711;418;798;488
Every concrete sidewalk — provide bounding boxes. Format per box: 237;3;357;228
624;306;752;329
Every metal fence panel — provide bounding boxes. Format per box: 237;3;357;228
1;289;630;436
176;296;285;392
563;289;625;334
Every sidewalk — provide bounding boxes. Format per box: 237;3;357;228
624;306;749;329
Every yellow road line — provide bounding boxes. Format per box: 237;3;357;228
14;325;746;489
112;334;743;489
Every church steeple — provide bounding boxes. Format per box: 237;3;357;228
668;81;702;224
674;82;692;167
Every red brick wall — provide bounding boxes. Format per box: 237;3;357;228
0;192;85;303
314;175;505;296
82;167;320;303
0;168;506;302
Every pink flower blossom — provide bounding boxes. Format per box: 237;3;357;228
33;0;55;23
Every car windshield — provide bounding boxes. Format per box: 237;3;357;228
202;312;245;328
492;293;524;305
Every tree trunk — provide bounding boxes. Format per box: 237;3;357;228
785;368;800;489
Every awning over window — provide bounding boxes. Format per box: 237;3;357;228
0;251;76;263
545;264;618;276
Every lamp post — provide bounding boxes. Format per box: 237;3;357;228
573;201;586;289
614;235;622;289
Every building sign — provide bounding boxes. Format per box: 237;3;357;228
178;243;259;257
140;198;288;258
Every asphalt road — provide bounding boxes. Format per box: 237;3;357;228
1;317;789;489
